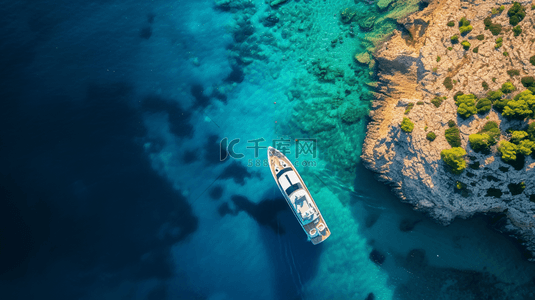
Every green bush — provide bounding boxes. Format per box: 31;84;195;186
501;82;516;93
508;2;526;26
511;90;535;116
518;140;535;155
481;121;500;144
499;5;505;12
476;34;484;41
447;46;453;51
443;77;453;90
513;25;522;36
495;37;503;48
476;98;492;114
489;23;502;35
469;133;491;152
455;94;477;118
461;40;471;50
459;17;470;27
511;131;528;144
484;16;492;28
441;147;467;174
472;46;479;53
486;90;503;103
528;122;535;141
493;98;511;112
503;99;533;120
507;69;520;77
417;101;424;105
530;55;535;66
503;51;509;57
460;25;473;34
445;127;462;147
448;120;456;128
427;132;437;141
482;81;489;90
451;35;459;43
401;117;414;133
404;102;415;114
498;140;518;162
431;96;444;108
521;76;535;93
447;21;455;27
532;4;535;10
436;56;441;62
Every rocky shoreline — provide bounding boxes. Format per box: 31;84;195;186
362;0;535;260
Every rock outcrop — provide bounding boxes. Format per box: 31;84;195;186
362;0;535;260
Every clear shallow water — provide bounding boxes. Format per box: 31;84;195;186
1;0;535;299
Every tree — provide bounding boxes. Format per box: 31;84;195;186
445;127;462;147
501;82;516;93
498;140;518;162
486;90;503;103
520;77;535;93
401;117;414;133
528;122;535;141
469;133;491;152
481;121;501;145
441;147;467;174
517;140;535;156
508;2;526;26
511;131;528;144
427;132;436;141
476;98;492;114
455;94;477;118
502;99;532;120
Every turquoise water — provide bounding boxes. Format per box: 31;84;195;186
1;0;535;299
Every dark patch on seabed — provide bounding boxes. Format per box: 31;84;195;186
141;95;194;138
0;82;198;299
230;194;288;234
394;249;535;299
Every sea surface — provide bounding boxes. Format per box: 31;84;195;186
1;0;535;299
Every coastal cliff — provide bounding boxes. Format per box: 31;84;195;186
362;0;535;259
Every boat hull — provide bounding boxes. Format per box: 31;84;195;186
268;147;330;245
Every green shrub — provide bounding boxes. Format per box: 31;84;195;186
486;90;503;103
507;69;520;77
453;91;464;101
472;46;479;53
511;131;528;144
469;133;491;152
491;7;498;15
499;5;505;12
443;77;453;90
501;82;516;93
513;25;522;36
508;2;526;26
503;97;533;120
455;94;477;118
493;98;511;112
492;77;497;83
484;16;492;28
482;81;489;90
441;147;467;174
459;17;470;27
481;121;500;144
447;46;453;51
404;102;415;114
518;140;535;156
417;101;424;105
401;117;414;133
427;132;437;141
495;37;503;48
532;4;535;10
460;25;473;34
476;98;492;114
448;120;456;128
436;56;441;62
531;55;535;66
528;122;535;141
498;140;518;162
451;35;459;43
445;127;462;147
461;40;471;50
431;96;444;108
489;23;502;35
432;67;438;72
447;21;455;27
521;76;535;93
503;51;509;57
476;34;484;41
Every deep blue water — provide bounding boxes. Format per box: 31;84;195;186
1;0;535;299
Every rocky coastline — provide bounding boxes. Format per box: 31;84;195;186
362;0;535;260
